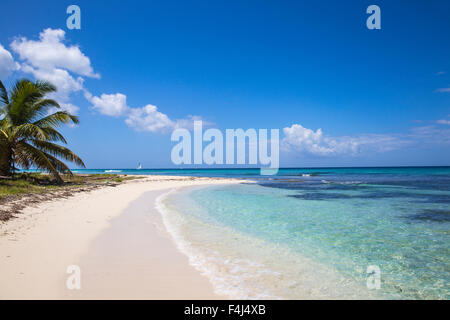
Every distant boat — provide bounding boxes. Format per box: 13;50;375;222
137;163;142;170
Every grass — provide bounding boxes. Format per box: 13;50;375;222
0;172;141;203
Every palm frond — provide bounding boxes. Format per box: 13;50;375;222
34;80;57;96
32;140;85;168
41;127;68;144
16;141;62;181
0;125;10;141
13;123;50;141
9;79;40;125
34;111;79;128
9;79;58;125
45;153;73;176
0;80;9;105
29;99;61;121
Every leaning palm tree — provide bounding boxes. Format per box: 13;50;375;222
0;79;85;183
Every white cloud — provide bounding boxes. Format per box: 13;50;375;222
125;104;175;132
7;28;204;131
0;44;19;79
86;91;206;133
9;28;102;114
435;88;450;93
86;92;129;117
11;28;99;78
59;103;79;115
283;124;334;155
282;122;450;157
282;124;363;155
282;124;411;156
21;64;84;101
437;119;450;125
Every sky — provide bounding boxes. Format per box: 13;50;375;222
1;0;449;169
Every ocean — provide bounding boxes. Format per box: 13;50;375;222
77;167;450;299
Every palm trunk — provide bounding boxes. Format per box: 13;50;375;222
0;145;12;176
52;172;64;185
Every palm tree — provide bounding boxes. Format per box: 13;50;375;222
0;79;85;183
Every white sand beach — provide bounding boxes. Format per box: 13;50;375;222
0;176;242;299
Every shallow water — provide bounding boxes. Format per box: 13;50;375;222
158;168;450;299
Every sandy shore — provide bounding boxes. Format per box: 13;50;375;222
0;175;242;299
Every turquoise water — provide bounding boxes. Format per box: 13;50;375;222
157;167;450;299
60;166;450;178
25;166;450;298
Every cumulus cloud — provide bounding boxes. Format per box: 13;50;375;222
6;28;205;133
125;104;175;132
86;91;198;133
0;44;19;79
85;92;129;117
10;28;100;114
84;86;210;133
11;28;98;78
59;103;80;115
282;124;412;156
123;109;211;133
86;93;211;133
282;122;450;157
21;64;84;101
282;124;360;155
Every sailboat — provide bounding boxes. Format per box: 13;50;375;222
137;163;142;170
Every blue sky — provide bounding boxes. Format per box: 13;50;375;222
1;0;449;168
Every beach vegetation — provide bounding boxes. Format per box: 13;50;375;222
0;173;142;221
